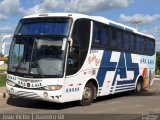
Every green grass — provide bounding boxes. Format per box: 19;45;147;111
0;74;7;87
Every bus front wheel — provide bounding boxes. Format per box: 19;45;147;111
79;82;94;106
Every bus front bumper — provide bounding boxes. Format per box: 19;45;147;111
6;84;64;103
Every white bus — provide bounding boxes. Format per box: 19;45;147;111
6;13;156;106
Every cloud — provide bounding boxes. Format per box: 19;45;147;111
142;26;160;51
119;14;160;24
24;5;47;15
0;26;14;33
24;0;65;15
24;0;134;15
119;13;160;51
0;0;24;20
0;14;8;20
0;0;135;18
65;0;134;13
40;0;65;10
142;26;160;39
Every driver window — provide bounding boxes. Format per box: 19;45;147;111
66;18;90;76
67;46;79;75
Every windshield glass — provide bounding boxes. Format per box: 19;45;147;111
15;18;71;36
8;36;67;78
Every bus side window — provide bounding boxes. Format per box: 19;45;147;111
145;38;155;55
92;22;109;49
109;28;123;50
136;35;145;54
101;26;108;48
110;28;117;49
93;24;100;45
130;34;135;51
117;30;123;50
124;33;130;51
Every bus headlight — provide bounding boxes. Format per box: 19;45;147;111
44;85;62;91
7;80;16;87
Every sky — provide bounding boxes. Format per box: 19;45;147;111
0;0;160;54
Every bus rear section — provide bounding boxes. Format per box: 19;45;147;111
89;20;155;97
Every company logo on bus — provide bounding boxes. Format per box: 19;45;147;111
7;75;16;81
27;83;31;87
17;80;42;88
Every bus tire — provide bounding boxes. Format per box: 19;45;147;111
135;79;143;94
78;82;94;106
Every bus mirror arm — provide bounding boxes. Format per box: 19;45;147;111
68;37;73;52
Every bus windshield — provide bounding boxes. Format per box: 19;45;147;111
8;36;67;78
15;18;71;36
8;17;71;78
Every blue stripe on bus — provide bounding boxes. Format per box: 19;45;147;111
125;53;139;83
96;51;117;87
117;80;135;85
112;53;139;86
96;51;139;89
111;52;127;86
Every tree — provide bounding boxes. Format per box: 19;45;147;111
0;53;4;57
156;52;160;74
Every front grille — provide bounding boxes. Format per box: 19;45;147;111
17;91;41;99
15;84;45;90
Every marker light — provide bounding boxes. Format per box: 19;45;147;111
43;92;48;97
44;85;62;91
11;88;14;93
7;80;16;87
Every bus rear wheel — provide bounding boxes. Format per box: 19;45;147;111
135;79;143;93
79;82;94;106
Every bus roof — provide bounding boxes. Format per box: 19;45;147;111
23;13;155;39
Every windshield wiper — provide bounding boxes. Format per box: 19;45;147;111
15;50;26;73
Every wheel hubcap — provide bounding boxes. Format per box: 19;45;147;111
83;87;92;100
137;82;141;92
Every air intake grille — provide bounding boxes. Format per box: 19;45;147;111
17;91;41;99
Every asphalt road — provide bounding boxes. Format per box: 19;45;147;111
0;80;160;120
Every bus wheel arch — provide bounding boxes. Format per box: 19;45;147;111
88;79;98;99
78;79;98;106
